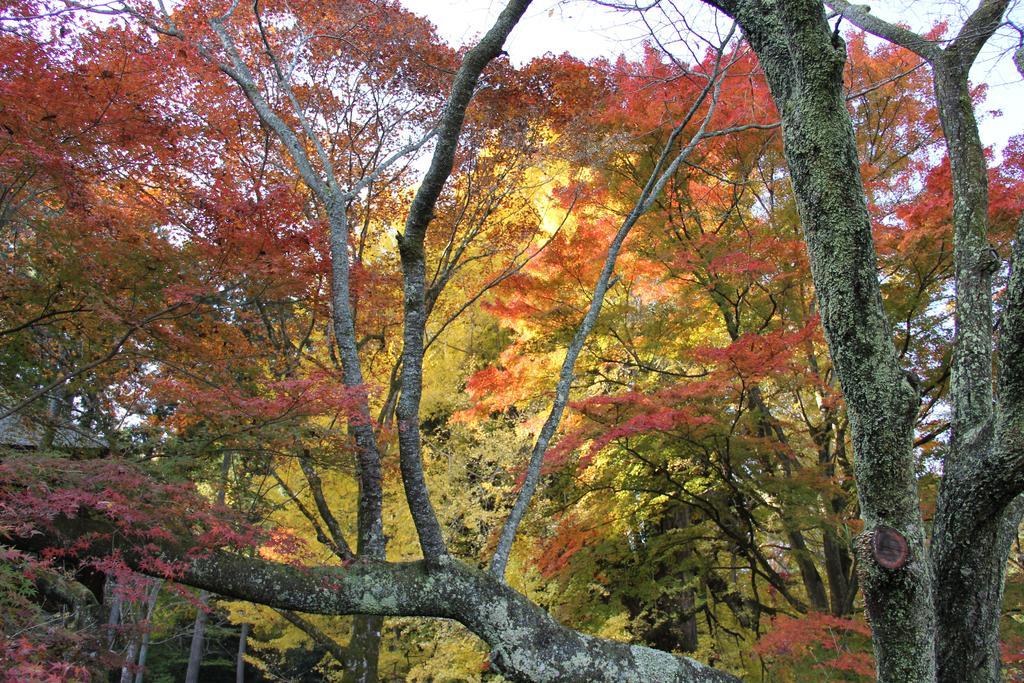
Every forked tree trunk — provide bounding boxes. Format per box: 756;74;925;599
703;1;935;679
819;3;1021;679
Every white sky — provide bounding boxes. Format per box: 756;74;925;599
400;0;1023;153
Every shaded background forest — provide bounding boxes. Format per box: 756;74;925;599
1;0;1022;680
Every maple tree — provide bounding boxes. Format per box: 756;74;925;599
0;0;1022;682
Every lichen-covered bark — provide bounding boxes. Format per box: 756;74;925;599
704;2;1024;680
187;557;740;682
11;517;738;683
825;3;1018;680
703;2;934;680
925;9;1014;680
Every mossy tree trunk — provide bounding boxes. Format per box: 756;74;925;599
705;0;932;678
704;1;1024;681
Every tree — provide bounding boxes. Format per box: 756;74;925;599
824;8;1019;679
3;0;742;680
475;32;954;658
1;0;1022;681
695;0;1024;681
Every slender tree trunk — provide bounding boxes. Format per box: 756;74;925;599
327;205;387;560
747;368;831;614
184;590;210;683
928;57;1000;682
236;622;250;683
133;580;162;683
786;529;830;612
116;597;137;683
822;527;855;616
185;453;233;683
819;424;856;616
119;636;138;683
106;583;122;650
919;12;1008;682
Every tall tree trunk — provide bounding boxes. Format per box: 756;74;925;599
342;615;383;683
928;28;1010;681
184;590;210;683
119;636;138;683
822;527;855;616
785;529;830;612
185;453;231;683
704;1;934;679
822;3;1022;679
236;622;250;683
133;580;162;683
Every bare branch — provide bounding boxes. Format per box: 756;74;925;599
948;0;1011;67
0;303;189;421
252;0;341;196
489;22;739;579
298;451;355;562
207;17;333;204
269;469;352;561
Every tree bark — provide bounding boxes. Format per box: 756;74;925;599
184;590;210;683
120;637;138;683
703;1;934;679
187;555;737;683
10;516;739;683
823;3;1018;679
823;2;1024;679
394;0;533;563
133;579;162;683
343;615;382;683
235;622;250;683
925;11;1010;681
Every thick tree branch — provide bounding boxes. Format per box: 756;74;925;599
10;516;739;683
825;1;941;61
948;0;1010;67
987;214;1024;508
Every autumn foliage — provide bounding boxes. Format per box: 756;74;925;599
0;0;1022;680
